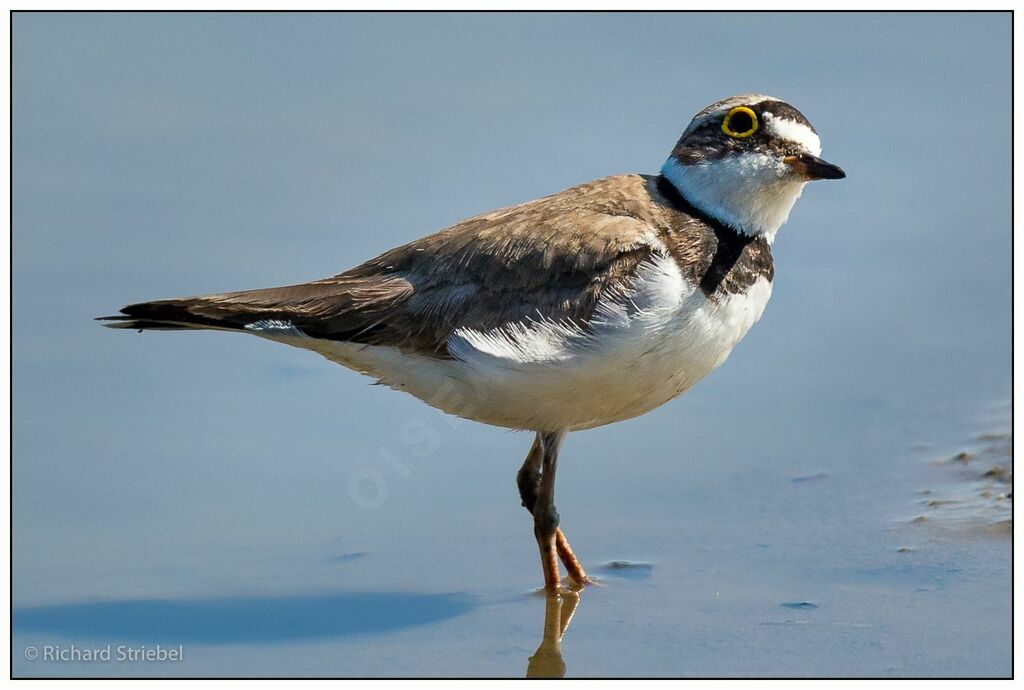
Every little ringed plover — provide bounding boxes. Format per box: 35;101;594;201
101;94;845;591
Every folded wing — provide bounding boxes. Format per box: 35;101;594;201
100;176;663;358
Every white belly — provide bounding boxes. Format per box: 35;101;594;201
257;254;772;431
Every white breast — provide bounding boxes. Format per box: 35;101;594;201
258;251;772;432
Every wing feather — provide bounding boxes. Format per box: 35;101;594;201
101;175;668;357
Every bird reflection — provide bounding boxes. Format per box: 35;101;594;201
526;585;583;678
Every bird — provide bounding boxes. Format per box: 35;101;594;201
100;94;845;592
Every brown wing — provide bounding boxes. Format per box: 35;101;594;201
101;175;662;357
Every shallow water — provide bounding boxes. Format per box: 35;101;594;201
12;402;1011;678
12;13;1011;678
11;396;1013;678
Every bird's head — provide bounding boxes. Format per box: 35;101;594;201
661;94;845;243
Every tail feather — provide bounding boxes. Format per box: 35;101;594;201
100;274;414;341
97;298;253;332
98;318;197;331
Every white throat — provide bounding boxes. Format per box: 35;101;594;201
661;154;808;244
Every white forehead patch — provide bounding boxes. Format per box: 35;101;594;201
764;113;821;156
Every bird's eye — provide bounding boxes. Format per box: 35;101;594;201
722;106;759;138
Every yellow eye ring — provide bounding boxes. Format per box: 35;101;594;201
722;106;759;138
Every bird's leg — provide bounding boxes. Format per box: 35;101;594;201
532;431;567;591
517;434;590;586
554;530;588;586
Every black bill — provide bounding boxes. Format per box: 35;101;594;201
784;153;846;180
